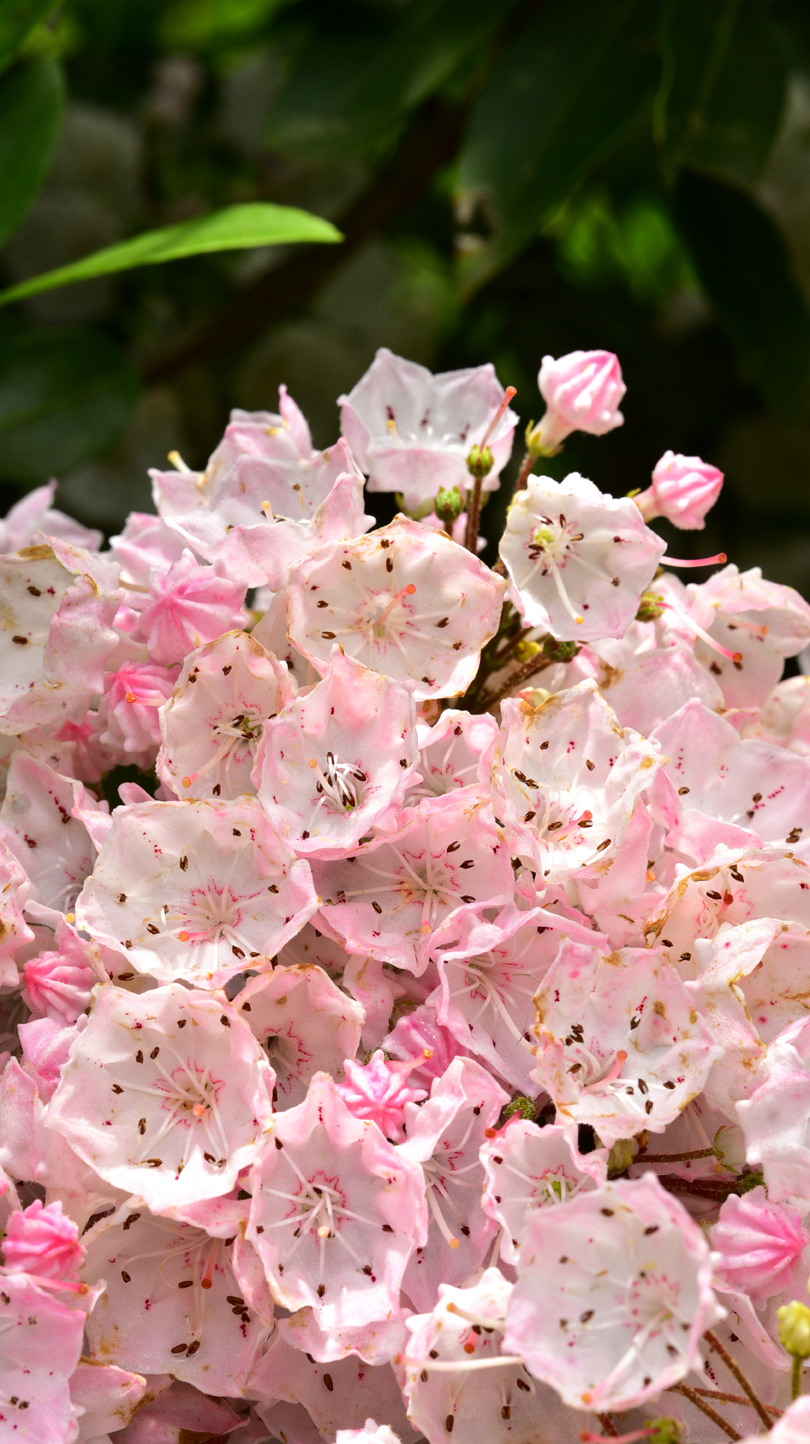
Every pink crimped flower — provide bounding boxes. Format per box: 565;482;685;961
2;1199;84;1281
96;660;176;765
635;450;724;531
711;1186;809;1302
22;937;95;1024
336;1049;426;1140
129;550;246;665
533;350;625;453
384;1003;465;1091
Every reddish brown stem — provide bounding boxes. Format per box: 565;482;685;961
703;1330;773;1431
515;448;536;492
464;475;484;554
637;1147;715;1164
596;1415;618;1438
667;1383;741;1440
692;1387;781;1418
474;652;552;713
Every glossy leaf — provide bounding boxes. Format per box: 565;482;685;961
0;202;342;308
0;57;64;249
455;0;660;293
0;0;57;74
268;0;521;158
0;327;139;480
674;171;810;418
655;0;787;185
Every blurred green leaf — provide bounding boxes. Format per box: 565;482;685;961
0;202;342;307
674;170;810;417
455;0;660;293
268;0;521;159
655;0;787;185
0;328;139;480
0;0;56;73
159;0;289;53
0;57;64;248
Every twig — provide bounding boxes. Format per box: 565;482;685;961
704;1331;773;1431
474;652;553;713
514;448;536;492
667;1383;741;1440
692;1387;781;1418
464;474;484;553
637;1147;715;1164
597;1415;618;1437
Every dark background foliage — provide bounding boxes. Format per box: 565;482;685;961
2;0;810;582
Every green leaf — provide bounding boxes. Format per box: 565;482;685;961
268;0;522;159
0;202;342;308
655;0;787;185
0;0;57;74
0;57;64;248
0;327;139;481
674;171;810;418
455;0;660;293
159;0;289;53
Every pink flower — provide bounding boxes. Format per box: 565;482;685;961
2;1199;84;1281
499;472;665;641
96;660;175;766
635;450;724;531
130;550;247;665
336;1050;427;1139
22;930;95;1024
711;1186;809;1302
532;350;626;453
502;1173;724;1411
339;348;518;510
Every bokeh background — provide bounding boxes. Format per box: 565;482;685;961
2;0;810;581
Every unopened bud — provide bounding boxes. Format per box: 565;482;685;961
503;1096;537;1123
435;486;464;528
778;1300;810;1357
542;636;580;662
466;443;494;481
636;592;665;623
394;492;434;520
525;419;562;458
607;1136;638;1178
647;1419;683;1444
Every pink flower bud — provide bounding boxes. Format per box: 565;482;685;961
336;1049;426;1140
710;1187;809;1302
2;1199;84;1281
534;350;626;452
635;450;723;531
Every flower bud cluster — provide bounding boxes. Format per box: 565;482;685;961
0;347;809;1443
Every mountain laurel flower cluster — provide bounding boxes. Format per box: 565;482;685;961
2;345;810;1444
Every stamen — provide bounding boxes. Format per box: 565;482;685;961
660;602;742;663
479;386;517;449
375;582;417;627
168;450;191;473
664;552;726;568
549;558;584;625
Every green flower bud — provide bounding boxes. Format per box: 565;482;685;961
434;486;464;527
778;1301;810;1357
647;1418;683;1444
466;443;494;480
394;493;435;520
607;1136;637;1178
514;639;543;663
636;592;665;623
503;1096;537;1122
542;636;580;662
